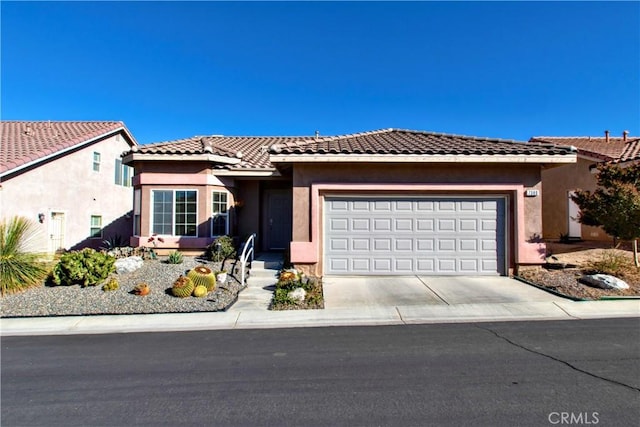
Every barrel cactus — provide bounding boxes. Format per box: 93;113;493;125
193;284;207;298
172;276;194;298
133;283;150;296
187;265;217;292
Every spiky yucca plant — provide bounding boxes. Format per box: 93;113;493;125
0;216;48;295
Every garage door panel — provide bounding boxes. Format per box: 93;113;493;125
373;258;392;272
459;219;478;231
352;218;370;231
417;219;434;231
330;238;349;251
417;238;435;251
395;239;413;251
373;218;392;231
352;238;370;251
394;218;413;231
352;258;371;271
324;197;505;275
330;218;348;231
460;259;479;273
373;238;391;251
459;239;477;252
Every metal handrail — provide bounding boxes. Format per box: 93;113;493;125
239;233;256;285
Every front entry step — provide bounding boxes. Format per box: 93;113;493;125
232;253;283;310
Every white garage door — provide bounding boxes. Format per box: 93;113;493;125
324;197;506;275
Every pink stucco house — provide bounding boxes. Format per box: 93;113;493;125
0;121;137;253
530;131;639;242
123;128;576;276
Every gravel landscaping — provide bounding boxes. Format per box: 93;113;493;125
517;246;640;300
1;256;245;318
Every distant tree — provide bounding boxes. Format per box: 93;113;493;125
571;163;640;267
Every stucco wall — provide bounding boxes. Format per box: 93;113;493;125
131;163;246;250
290;162;545;274
541;158;608;241
0;133;134;253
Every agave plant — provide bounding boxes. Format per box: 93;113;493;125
0;216;48;295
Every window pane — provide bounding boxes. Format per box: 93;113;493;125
123;165;131;187
90;215;102;238
152;190;173;235
93;152;101;172
115;159;122;185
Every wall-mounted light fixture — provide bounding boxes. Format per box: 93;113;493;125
38;213;45;223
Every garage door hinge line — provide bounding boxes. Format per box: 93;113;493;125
416;276;449;305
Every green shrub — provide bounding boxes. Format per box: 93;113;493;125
0;216;49;295
272;288;294;305
270;268;324;310
206;236;236;262
102;277;119;292
167;251;183;264
586;250;634;276
52;248;116;287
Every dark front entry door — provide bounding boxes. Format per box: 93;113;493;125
266;189;292;250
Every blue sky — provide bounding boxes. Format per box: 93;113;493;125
2;1;638;144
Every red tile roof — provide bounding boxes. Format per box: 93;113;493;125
529;135;640;163
129;128;575;170
1;121;136;175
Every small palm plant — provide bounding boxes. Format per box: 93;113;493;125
0;216;49;295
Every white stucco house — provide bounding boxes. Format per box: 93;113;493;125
0;121;137;253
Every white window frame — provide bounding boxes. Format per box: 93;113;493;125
93;152;101;172
115;159;133;187
90;215;102;238
150;189;198;237
211;190;230;237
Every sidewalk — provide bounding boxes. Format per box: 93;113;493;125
2;299;638;336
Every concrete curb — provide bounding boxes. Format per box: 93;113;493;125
1;300;638;337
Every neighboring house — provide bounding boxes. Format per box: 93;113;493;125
530;131;639;242
123;128;575;277
0;121;137;253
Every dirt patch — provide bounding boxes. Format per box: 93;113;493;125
518;241;640;300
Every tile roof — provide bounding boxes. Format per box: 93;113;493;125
129;135;316;169
272;128;575;157
128;128;575;170
1;121;135;175
529;135;640;163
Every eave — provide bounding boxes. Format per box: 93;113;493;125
269;153;578;164
122;152;241;165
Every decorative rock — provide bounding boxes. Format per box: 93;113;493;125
114;256;144;274
288;287;306;303
216;272;228;284
580;274;629;290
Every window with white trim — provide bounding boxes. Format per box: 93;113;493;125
211;191;229;236
90;215;102;238
93;152;101;172
115;159;133;187
151;190;197;236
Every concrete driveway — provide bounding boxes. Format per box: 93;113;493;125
322;275;563;309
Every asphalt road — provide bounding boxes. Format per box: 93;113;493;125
2;318;639;426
